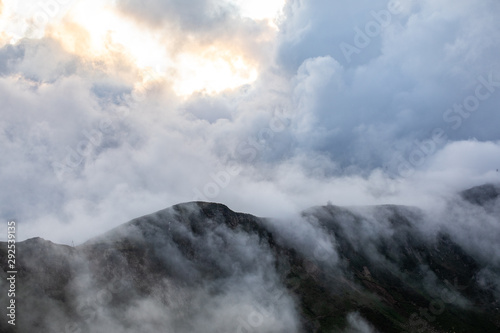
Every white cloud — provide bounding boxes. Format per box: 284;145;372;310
0;0;499;245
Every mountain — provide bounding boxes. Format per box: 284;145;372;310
461;183;500;207
1;185;499;332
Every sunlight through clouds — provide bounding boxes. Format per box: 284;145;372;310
231;0;286;27
0;0;283;96
59;0;169;69
173;47;258;96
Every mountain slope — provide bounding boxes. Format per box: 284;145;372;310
0;186;499;332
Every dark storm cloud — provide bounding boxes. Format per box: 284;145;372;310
276;0;500;170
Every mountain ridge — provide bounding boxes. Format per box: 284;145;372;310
1;184;499;332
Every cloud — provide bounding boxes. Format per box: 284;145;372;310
5;203;303;332
116;0;238;30
114;0;277;67
0;0;499;246
343;312;379;333
276;0;500;169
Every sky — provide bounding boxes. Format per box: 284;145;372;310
0;0;500;244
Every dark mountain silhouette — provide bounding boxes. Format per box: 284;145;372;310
461;183;500;206
1;184;499;332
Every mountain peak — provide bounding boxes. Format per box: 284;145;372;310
461;183;500;206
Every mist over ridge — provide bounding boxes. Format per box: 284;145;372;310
1;184;499;332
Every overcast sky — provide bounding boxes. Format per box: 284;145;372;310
1;0;499;244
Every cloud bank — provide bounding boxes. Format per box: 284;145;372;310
0;0;499;244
